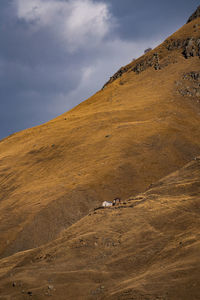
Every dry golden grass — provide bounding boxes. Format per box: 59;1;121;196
0;14;200;299
0;17;200;260
0;11;200;300
0;157;199;299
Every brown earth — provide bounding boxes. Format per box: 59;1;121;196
0;8;200;299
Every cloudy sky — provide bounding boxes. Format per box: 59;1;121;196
0;0;199;139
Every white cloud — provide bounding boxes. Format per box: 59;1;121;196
15;0;113;52
0;0;165;139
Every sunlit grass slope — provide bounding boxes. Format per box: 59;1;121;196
0;156;199;299
0;16;200;258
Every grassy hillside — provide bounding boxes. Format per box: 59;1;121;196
0;156;199;299
0;15;200;260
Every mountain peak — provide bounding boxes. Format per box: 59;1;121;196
187;5;200;23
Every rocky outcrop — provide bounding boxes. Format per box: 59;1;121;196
182;38;200;58
102;50;162;87
102;66;129;89
103;35;200;88
183;71;200;81
131;36;200;76
165;37;200;58
132;53;160;74
176;71;200;98
102;10;200;88
165;39;188;50
187;5;200;23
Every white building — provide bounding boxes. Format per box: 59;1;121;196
102;201;113;207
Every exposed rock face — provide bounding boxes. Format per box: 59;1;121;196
165;38;188;51
176;71;200;98
103;36;200;88
187;5;200;23
102;66;129;89
183;71;200;81
102;7;200;89
182;38;200;58
132;52;160;74
164;37;200;58
102;7;200;90
131;37;200;76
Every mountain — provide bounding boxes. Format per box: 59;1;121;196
0;156;199;299
0;7;200;299
0;6;200;260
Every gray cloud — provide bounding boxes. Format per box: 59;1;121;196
0;0;199;139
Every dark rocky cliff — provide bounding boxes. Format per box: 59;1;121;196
187;5;200;23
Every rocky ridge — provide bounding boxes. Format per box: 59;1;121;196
187;5;200;23
103;13;200;88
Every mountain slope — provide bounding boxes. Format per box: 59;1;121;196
0;156;199;299
0;12;200;259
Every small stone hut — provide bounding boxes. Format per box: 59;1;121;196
113;198;121;205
